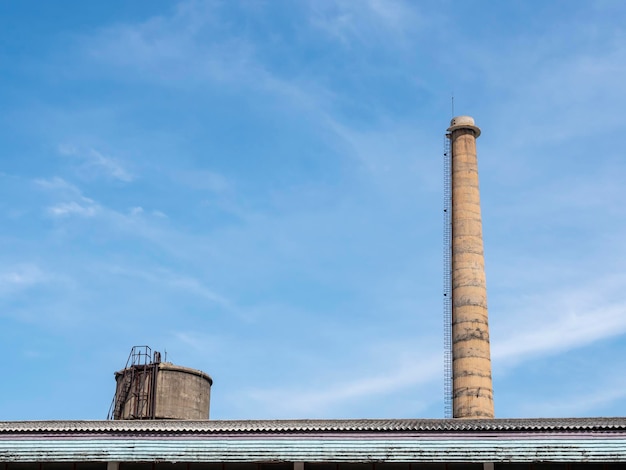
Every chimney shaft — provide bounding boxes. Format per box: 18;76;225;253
447;116;494;419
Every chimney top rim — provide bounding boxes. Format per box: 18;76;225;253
448;115;481;137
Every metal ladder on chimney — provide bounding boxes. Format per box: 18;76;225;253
443;132;453;419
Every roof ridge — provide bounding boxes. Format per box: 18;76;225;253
2;417;626;434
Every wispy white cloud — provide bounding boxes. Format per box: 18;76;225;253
0;264;48;294
84;2;255;86
58;144;134;182
518;377;626;417
83;3;328;118
307;0;423;48
445;8;626;149
35;177;214;269
104;264;231;309
326;118;440;195
48;201;98;217
492;273;626;366
36;177;100;218
171;331;224;356
129;206;144;216
34;176;79;192
168;275;230;306
244;351;440;417
247;266;626;417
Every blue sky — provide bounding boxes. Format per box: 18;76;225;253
1;0;626;420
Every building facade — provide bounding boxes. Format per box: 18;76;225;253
2;418;626;469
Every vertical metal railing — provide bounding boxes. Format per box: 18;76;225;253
108;345;155;420
443;132;453;419
129;346;152;419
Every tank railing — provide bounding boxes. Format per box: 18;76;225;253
129;346;153;419
107;345;156;420
128;345;152;369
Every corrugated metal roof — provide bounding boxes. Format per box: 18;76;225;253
2;417;626;434
2;419;626;463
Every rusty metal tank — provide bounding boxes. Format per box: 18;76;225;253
109;346;213;420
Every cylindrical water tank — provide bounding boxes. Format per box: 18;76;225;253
113;362;212;420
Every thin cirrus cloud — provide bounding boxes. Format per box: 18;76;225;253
58;144;134;182
102;263;232;310
0;264;48;294
83;2;256;86
243;351;442;418
47;201;98;218
35;177;100;218
306;0;424;48
492;284;626;366
517;377;626;418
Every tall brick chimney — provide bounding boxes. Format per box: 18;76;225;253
447;116;494;419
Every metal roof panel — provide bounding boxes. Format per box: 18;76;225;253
2;417;626;434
